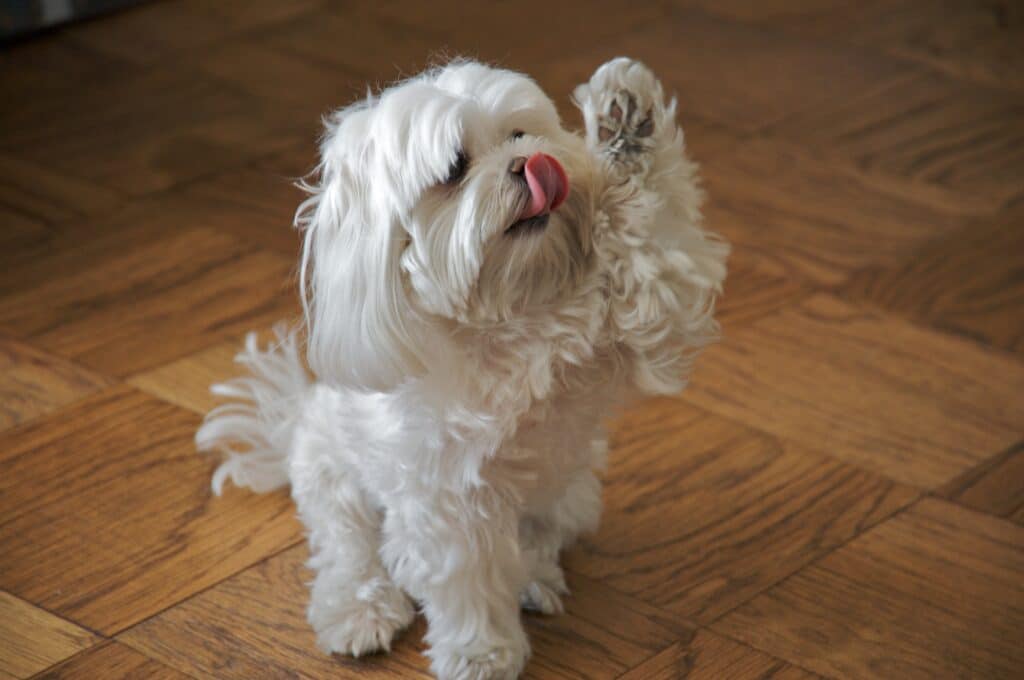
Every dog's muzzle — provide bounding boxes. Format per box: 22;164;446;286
506;153;569;235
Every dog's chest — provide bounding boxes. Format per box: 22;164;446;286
498;391;606;507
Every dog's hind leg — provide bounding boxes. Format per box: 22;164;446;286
290;428;415;657
519;438;606;615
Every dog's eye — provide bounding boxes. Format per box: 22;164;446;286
510;129;525;140
444;150;469;185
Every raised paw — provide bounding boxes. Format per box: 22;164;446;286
574;58;670;175
598;88;655;153
309;577;416;657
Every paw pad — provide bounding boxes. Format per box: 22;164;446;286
598;89;655;149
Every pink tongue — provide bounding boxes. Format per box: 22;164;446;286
522;153;569;219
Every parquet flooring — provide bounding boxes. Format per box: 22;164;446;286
1;1;1021;678
714;499;1024;679
0;592;97;679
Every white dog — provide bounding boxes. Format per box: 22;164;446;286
197;57;727;680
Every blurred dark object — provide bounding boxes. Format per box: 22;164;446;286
1;0;147;40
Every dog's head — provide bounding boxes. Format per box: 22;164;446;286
298;60;596;390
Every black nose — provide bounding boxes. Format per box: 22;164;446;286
508;156;527;175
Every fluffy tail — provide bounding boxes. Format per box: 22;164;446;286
196;325;311;495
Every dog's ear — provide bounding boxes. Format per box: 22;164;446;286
296;107;427;391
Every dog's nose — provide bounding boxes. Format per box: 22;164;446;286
508;156;527;175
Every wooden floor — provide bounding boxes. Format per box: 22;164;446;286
1;1;1022;678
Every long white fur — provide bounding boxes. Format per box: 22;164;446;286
197;57;727;680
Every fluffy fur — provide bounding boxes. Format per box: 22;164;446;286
197;57;727;680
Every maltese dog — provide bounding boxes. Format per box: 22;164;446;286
197;57;727;679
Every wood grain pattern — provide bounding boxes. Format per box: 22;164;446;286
527;572;685;679
683;0;1024;92
541;6;913;135
1;2;1023;677
0;337;110;432
563;399;917;624
700;137;967;286
129;329;299;415
0;227;297;377
65;0;322;66
0;386;302;634
0;591;97;680
684;294;1024;488
262;4;453;85
618;630;821;680
127;338;252;416
617;643;685;680
843;1;1024;91
260;0;665;120
371;0;665;81
714;499;1024;679
192;37;361;131
738;0;1024;92
0;191;266;297
182;146;313;255
683;630;819;679
0;154;120;239
121;544;687;680
1;66;301;197
0;37;138;121
939;442;1024;525
33;641;190;680
120;543;432;679
0;199;47;259
715;253;813;329
676;0;859;24
842;210;1024;355
768;69;1024;212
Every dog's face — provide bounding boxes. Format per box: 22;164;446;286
299;61;597;389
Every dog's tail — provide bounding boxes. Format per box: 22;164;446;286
196;324;311;495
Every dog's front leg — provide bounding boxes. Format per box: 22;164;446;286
382;488;530;680
290;435;416;657
575;58;726;263
520;438;607;615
